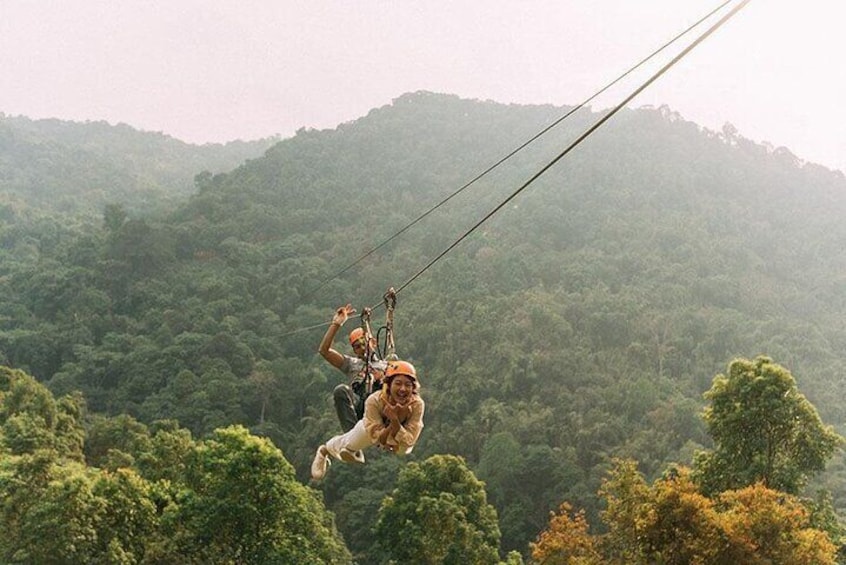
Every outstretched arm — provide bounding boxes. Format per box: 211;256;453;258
318;304;355;369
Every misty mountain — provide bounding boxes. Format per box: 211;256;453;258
2;91;846;555
0;112;276;219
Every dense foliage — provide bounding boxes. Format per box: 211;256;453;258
532;461;838;564
373;454;501;564
1;92;846;560
693;355;842;495
531;356;844;564
0;113;275;218
0;366;352;563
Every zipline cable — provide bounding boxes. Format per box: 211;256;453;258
279;0;750;337
301;0;735;301
277;320;338;337
390;0;752;297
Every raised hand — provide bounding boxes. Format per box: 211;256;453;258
332;304;356;326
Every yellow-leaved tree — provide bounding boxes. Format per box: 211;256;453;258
531;356;843;564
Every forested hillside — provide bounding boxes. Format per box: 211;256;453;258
0;113;275;218
1;91;845;561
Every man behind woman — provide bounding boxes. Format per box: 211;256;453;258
313;305;425;480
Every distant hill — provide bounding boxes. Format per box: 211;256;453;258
0;113;276;219
2;91;846;554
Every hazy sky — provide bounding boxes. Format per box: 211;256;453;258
2;0;844;172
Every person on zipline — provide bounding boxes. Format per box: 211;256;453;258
317;303;387;463
311;359;424;480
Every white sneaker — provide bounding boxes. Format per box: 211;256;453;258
340;448;365;464
311;445;330;480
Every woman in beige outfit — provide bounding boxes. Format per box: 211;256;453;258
311;360;424;480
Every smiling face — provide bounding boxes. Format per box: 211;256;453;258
388;374;415;405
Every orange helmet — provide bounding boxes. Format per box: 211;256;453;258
386;360;417;381
348;327;365;346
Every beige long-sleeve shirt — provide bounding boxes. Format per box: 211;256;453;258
362;390;425;455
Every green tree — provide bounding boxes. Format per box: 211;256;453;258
693;356;843;495
90;468;158;564
0;368;157;564
596;458;651;563
2;367;351;564
84;413;152;469
0;365;84;460
135;419;195;482
374;454;501;564
6;460;106;564
167;425;351;564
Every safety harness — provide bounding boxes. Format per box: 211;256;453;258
357;288;397;406
357;287;397;399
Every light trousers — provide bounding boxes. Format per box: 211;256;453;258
325;419;374;459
